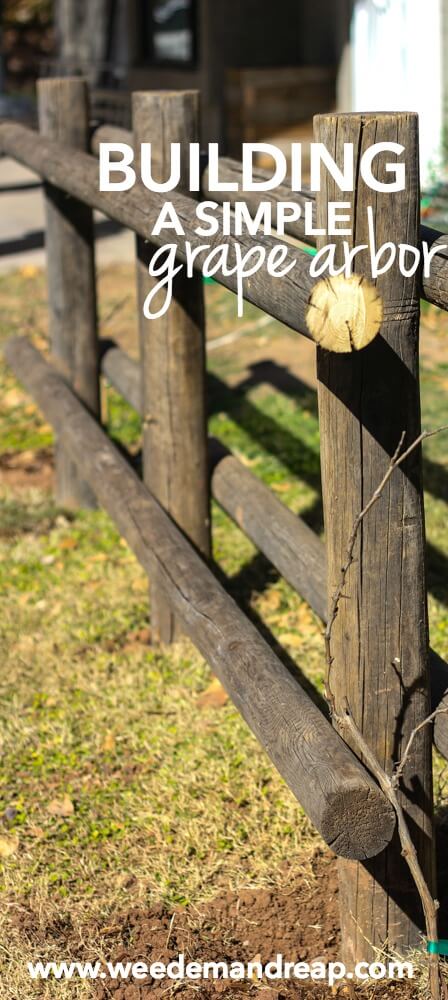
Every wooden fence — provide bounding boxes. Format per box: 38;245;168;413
1;78;448;968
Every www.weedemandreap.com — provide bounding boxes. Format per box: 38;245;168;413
27;955;414;987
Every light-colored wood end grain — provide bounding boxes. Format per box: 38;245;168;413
306;274;383;353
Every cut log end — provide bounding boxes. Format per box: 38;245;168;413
306;274;383;353
322;783;396;861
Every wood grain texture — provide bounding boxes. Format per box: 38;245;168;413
306;274;383;353
208;437;328;622
315;112;435;963
4;335;397;861
97;337;448;758
202;154;317;243
8;119;448;321
203;159;448;319
100;341;142;413
133;90;210;644
91;125;131;161
0;121;322;340
90;124;132;156
37;78;99;509
91;131;319;244
90;129;448;315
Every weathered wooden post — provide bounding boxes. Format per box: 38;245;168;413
314;113;435;962
38;77;99;508
133;91;210;644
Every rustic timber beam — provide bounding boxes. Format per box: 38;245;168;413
210;442;448;761
89;127;317;240
0;122;319;341
202;161;448;318
315;110;431;961
90;124;131;160
202;156;317;246
90;127;448;313
202;163;448;320
133;90;210;644
100;340;142;412
98;339;448;760
4;335;396;862
38;77;99;510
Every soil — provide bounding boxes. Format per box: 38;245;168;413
0;447;54;491
1;274;447;1000
94;851;420;1000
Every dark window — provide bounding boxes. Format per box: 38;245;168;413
143;0;197;66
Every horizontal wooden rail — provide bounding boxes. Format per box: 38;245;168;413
202;161;448;316
0;122;318;342
209;436;328;621
203;164;448;317
100;339;448;759
5;122;443;338
4;335;396;861
90;124;131;158
13;116;444;325
202;157;316;244
210;443;448;761
91;127;316;243
101;340;142;412
90;125;448;313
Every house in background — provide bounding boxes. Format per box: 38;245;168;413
124;0;448;183
346;0;448;186
55;0;340;150
3;0;446;186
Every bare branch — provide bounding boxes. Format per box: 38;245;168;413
337;705;443;999
323;425;448;1000
392;708;448;789
324;426;448;715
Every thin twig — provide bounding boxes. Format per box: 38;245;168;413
323;426;448;1000
393;708;448;788
324;426;448;713
337;704;443;1000
166;913;176;948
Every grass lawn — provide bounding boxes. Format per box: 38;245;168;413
0;265;447;997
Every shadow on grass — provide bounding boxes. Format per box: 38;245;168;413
213;552;328;717
208;371;323;536
209;361;448;610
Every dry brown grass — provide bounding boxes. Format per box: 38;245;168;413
0;265;447;997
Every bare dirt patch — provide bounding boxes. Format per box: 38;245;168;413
0;446;54;491
94;851;420;1000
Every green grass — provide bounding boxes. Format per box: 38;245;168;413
0;266;325;997
0;266;447;997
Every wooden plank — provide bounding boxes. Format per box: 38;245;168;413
37;78;99;508
100;341;142;413
202;156;316;243
91;124;132;160
133;90;210;644
4;122;448;316
0;121;333;339
90;134;448;318
97;338;448;759
315;112;435;963
4;335;397;862
208;436;327;621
